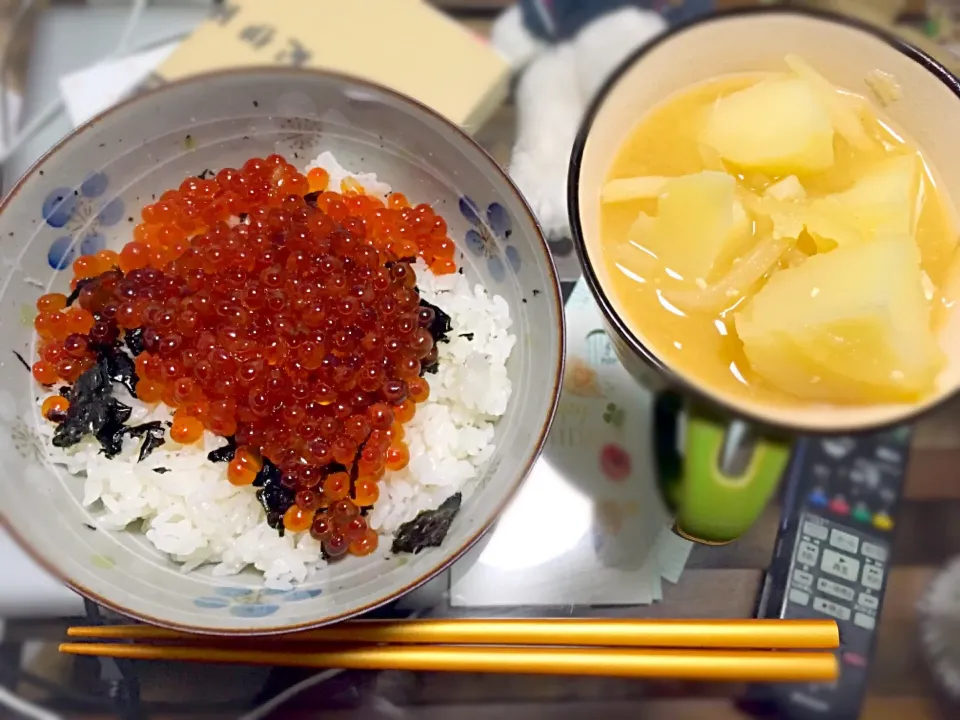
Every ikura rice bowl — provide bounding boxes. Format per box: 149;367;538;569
30;152;515;589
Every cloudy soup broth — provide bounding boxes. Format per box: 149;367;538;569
599;56;959;412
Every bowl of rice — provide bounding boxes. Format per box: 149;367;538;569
0;68;564;634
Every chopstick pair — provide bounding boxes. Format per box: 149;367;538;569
62;618;840;682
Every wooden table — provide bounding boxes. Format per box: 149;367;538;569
2;3;955;718
283;402;960;714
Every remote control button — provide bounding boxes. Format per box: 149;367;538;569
873;512;894;531
797;541;820;567
842;651;867;667
817;577;855;602
890;426;911;445
809;488;828;508
821;548;861;582
802;520;828;541
853;463;881;490
861;542;888;562
858;593;879;610
793;569;813;587
789;588;811;607
830;529;859;554
854;612;876;630
876;446;902;464
813;596;852;621
852;504;872;523
829;496;850;515
862;564;884;591
822;438;855;458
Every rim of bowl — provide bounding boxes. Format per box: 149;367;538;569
0;66;566;635
567;5;960;437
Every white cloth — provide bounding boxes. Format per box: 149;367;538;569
492;7;666;240
0;531;84;618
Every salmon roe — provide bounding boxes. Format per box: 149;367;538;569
41;395;70;421
33;155;457;556
283;504;315;533
349;528;379;556
407;376;430;403
227;448;262;486
170;415;204;444
32;360;60;385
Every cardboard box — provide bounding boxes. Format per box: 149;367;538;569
152;0;510;131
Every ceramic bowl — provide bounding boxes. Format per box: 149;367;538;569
568;7;960;434
0;68;564;634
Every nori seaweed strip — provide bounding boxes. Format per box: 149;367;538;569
50;355;156;457
153;467;171;474
65;277;96;307
458;333;474;341
125;421;164;438
12;351;29;371
391;493;462;554
124;421;166;461
123;327;145;357
254;459;294;536
419;298;452;343
266;511;284;534
207;436;237;463
53;359;115;448
59;386;71;397
304;191;320;208
138;432;166;460
93;399;133;458
344;448;364;506
417;298;451;375
251;461;276;488
101;345;137;396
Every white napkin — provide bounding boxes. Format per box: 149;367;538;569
450;280;691;607
58;42;179;128
0;89;22;157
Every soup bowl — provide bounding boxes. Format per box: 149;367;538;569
0;68;564;633
568;7;960;544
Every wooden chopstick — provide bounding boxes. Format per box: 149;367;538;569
59;642;839;682
66;618;839;649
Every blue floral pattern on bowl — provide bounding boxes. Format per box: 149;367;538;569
461;196;520;282
192;586;322;618
43;172;125;270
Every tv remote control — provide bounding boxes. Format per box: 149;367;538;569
743;426;910;720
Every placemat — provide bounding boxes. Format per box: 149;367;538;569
450;279;691;607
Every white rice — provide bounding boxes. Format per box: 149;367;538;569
304;151;393;199
37;154;515;589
